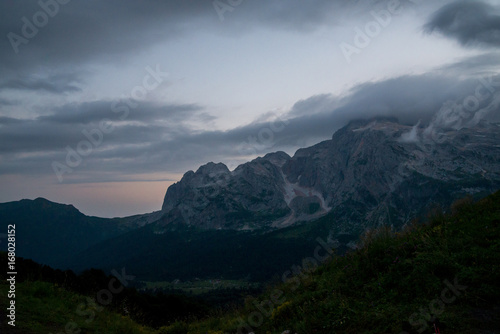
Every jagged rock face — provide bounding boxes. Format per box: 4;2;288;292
283;122;406;207
282;120;500;233
161;119;500;231
161;155;291;229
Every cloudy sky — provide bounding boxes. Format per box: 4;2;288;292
1;0;500;217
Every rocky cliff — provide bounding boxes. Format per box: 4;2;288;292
161;119;500;233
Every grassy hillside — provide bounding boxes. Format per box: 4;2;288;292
0;256;210;332
185;191;500;333
0;280;155;334
1;191;499;333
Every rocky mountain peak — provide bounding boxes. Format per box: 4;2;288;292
262;151;291;167
160;119;500;232
197;162;230;175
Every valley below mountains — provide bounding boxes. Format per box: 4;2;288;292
1;118;500;282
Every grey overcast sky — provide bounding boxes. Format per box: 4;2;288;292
1;0;500;217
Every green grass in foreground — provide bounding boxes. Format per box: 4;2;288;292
0;280;155;334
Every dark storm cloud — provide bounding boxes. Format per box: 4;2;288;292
0;116;23;125
425;1;500;48
0;98;19;107
0;120;88;154
0;0;213;71
38;101;205;124
0;100;210;154
3;66;499;181
0;72;82;94
1;0;497;183
0;0;436;73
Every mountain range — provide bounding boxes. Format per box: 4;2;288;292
1;118;499;281
160;118;500;231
